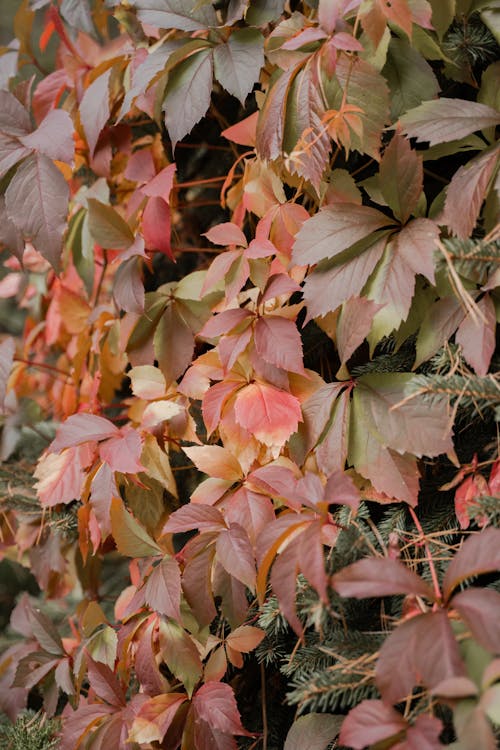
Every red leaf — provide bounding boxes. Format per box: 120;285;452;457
452;588;500;654
332;557;434;599
340;700;407;749
442;527;500;602
19;109;74;164
284;713;342;750
144;556;182;621
216;524;256;590
50;413;118;452
456;294;496;376
163;504;226;534
5;153;69;270
399;99;500;146
79;69;111;156
192;682;250;736
86;656;126;707
293;204;393;266
142;196;173;258
255;316;305;374
234;382;302;447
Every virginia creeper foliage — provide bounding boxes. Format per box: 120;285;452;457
0;1;499;749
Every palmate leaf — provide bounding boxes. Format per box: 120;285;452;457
134;0;217;31
213;29;264;105
399;98;500;145
331;557;435;600
163;48;213;147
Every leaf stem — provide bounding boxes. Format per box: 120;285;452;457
408;506;442;603
260;662;268;750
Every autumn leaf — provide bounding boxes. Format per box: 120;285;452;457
398;99;500;146
234;382;303;447
163;48;213;148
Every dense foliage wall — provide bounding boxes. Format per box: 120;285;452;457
0;1;499;748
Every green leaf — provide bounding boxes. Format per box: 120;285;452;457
383;37;440;119
159;618;202;697
110;497;162;558
87;198;135;250
428;0;456;38
163;48;213;148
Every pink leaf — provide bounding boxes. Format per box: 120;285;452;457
255;316;305;374
79;69;111;155
163;504;226;534
234;382;302;447
339;700;407;749
332;557;434;599
226;625;265;653
221;111;258;146
204;222;247;247
456;294;496;376
452;588;500;654
216;524;256;590
99;427;144;474
200;308;252;339
442;527;500;602
0;336;15;412
50;413;118;452
192;682;250;736
35;443;94;507
399;98;500;145
144;556;182;621
19;109;74;164
142;196;173;258
337;297;382;363
293;204;393;265
142;163;176;200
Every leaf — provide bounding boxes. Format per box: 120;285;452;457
35;444;92;507
399;98;500;146
129;366;166;400
428;0;455;38
292;204;393;265
163;504;225;533
226;625;265;653
184;445;243;482
154;302;195;386
415;296;465;368
144;556;182;621
79;69;111;156
134;0;217;31
29;606;64;655
404;714;444;749
380;132;423;223
113;257;145;314
332;557;435;599
234;382;302;447
163;48;213;148
142;163;176;199
216;524;256;590
87;199;135;250
452;588;500;654
284;713;343;750
443;527;500;602
86;656;125;707
142;196;173;258
456;294;496;376
383;37;440;119
0;337;15;413
254;316;305;374
100;427;144;474
337;297;383;364
256;65;298;162
301;232;390;319
366;219;439;337
129;693;188;744
443;145;500;239
213;29;264;105
19;109;74;164
50;413;118;452
5;153;69;270
159;618;202;697
204;222;247;247
192;682;249;736
339;700;407;749
60;0;95;36
222;111;258;146
0;89;32;134
110;497;162;558
361;0;413;46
